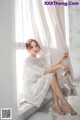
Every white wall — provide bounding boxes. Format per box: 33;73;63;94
0;0;19;119
69;1;80;80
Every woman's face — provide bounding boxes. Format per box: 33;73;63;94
28;41;40;57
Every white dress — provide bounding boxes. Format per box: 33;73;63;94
23;55;53;107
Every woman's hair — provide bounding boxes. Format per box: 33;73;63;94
26;39;41;50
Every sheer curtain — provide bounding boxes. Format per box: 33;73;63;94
15;0;74;104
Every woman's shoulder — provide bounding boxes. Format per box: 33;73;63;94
23;57;32;67
24;56;37;63
24;56;45;63
24;56;31;63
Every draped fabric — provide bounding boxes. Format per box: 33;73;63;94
15;0;76;103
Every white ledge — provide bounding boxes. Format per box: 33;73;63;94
18;92;52;120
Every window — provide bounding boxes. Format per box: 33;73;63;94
15;0;30;105
15;0;48;105
15;0;40;105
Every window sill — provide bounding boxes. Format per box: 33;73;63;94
18;92;52;120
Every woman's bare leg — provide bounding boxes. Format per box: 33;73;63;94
51;72;58;103
50;75;77;115
51;89;58;103
51;72;62;105
50;73;65;115
53;72;66;111
50;86;66;115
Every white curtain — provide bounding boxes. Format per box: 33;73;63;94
15;0;74;103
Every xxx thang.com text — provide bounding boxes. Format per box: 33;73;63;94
44;1;80;6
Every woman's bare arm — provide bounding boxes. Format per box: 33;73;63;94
43;64;60;75
43;63;69;75
43;52;69;75
51;52;68;67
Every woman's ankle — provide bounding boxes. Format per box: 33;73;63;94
51;100;58;105
61;104;77;115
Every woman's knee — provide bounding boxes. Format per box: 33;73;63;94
51;75;57;83
50;76;57;89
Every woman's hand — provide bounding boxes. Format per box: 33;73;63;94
61;52;68;61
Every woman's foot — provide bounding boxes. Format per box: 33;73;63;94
51;101;66;115
60;104;68;113
62;102;77;115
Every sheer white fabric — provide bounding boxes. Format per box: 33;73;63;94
23;55;53;107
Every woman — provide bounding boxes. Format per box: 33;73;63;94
23;39;77;115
